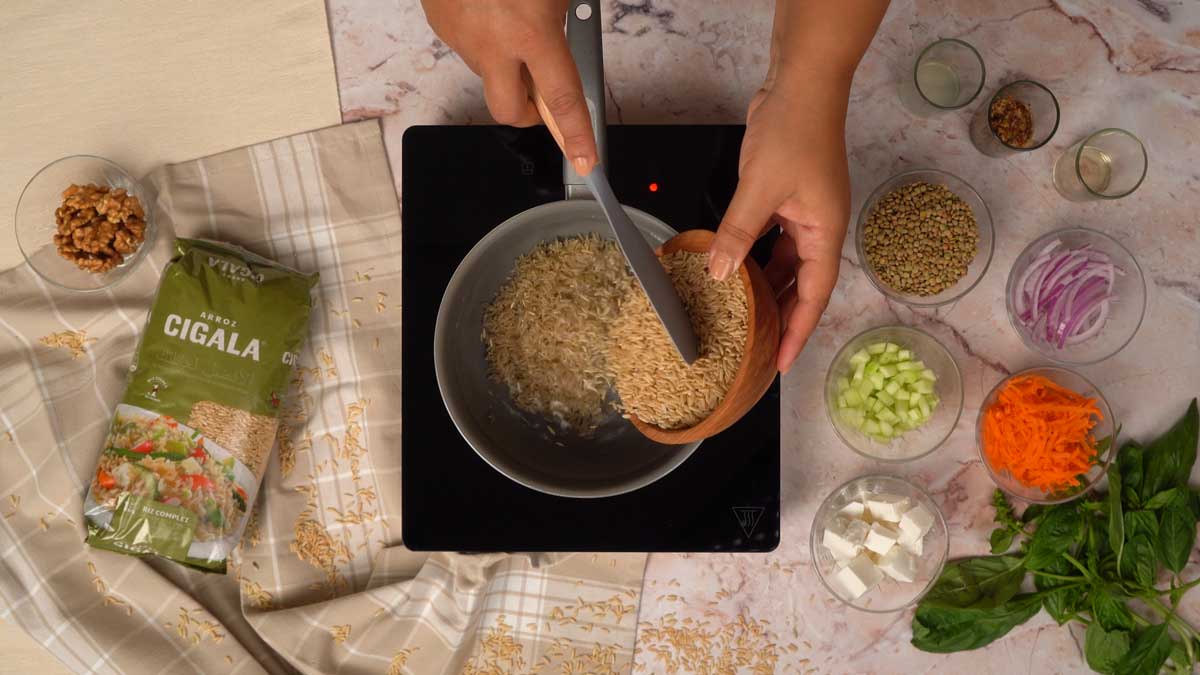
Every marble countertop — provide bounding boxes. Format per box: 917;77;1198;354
332;0;1200;672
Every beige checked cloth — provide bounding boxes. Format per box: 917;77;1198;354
0;120;648;674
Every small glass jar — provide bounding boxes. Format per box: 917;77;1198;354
899;39;986;116
1052;128;1148;201
970;80;1060;157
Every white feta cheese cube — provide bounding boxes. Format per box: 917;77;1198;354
898;527;924;556
838;500;866;519
864;521;900;556
877;547;918;582
822;517;869;561
832;553;883;600
899;503;935;541
865;494;912;522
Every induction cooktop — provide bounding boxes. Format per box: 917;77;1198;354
401;125;779;552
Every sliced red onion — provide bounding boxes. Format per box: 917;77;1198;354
1012;238;1122;349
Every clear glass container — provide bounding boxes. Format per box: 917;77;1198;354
855;169;995;307
900;38;986;116
825;325;963;462
810;474;949;612
1053;128;1147;201
15;155;156;292
970;80;1060;157
1006;227;1146;365
977;367;1116;504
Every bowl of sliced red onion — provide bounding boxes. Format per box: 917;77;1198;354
1006;227;1145;365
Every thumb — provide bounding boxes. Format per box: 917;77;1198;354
709;181;778;281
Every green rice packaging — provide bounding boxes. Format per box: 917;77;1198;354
85;239;317;572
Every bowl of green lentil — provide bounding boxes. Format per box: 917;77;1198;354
855;169;994;307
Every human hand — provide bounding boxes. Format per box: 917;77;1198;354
420;0;597;174
708;77;852;373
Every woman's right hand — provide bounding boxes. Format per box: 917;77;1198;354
421;0;598;176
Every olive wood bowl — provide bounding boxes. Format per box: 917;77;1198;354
628;229;781;444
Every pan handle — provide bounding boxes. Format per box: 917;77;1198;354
563;0;606;199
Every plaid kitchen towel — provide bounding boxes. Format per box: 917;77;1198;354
0;119;648;674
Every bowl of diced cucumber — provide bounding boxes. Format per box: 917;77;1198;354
809;474;949;612
825;325;963;461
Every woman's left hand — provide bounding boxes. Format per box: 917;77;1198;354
708;75;851;373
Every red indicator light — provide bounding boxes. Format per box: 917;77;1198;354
648;182;659;192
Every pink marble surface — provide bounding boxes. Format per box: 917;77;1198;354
330;1;1200;672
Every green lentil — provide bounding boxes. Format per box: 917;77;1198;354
862;181;979;296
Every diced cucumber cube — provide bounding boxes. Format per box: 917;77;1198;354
838;377;851;392
894;400;909;416
864;360;880;376
872;399;885;413
910;360;925;371
864;420;881;435
913;380;934;395
920;368;937;382
907;408;922;422
868;373;885;390
877;408;899;424
918;397;932;418
857;379;875;397
878;364;898;378
896;361;917;372
852;362;866;382
899;371;921;385
909;391;922;406
849;349;871;366
884;381;902;396
897;349;911;361
844;389;863;407
879;420;895;437
878;353;897;365
837;393;847;409
867;342;887;355
876;390;895;407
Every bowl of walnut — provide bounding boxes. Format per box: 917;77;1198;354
15;155;155;292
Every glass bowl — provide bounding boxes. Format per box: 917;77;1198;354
15;155;156;293
825;325;963;462
855;169;994;307
810;474;949;612
1005;227;1146;365
977;366;1116;504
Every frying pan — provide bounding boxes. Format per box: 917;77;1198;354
433;0;702;498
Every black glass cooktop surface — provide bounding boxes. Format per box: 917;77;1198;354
401;125;779;552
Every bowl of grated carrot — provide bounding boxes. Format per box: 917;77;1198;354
977;367;1116;503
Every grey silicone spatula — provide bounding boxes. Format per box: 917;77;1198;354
523;0;699;363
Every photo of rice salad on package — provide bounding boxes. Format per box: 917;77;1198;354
85;238;317;572
91;406;252;542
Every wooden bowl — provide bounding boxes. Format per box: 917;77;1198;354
628;229;781;444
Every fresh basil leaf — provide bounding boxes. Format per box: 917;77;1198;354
1124;510;1159;543
922;556;1026;609
1191;489;1200;521
1118;442;1145;508
1157;503;1198;574
1114;623;1173;675
911;594;1042;653
989;527;1015;554
1144;488;1188;510
1086;623;1131;674
1092;587;1136;632
1022;503;1046;523
1108;464;1126;572
1034;557;1084;624
1027;505;1083;570
1165;640;1193;675
1119;535;1157;588
1140;400;1198;499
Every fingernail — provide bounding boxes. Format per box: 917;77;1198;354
709;253;736;281
572;156;592;176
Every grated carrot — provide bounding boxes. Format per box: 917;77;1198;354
982;374;1102;494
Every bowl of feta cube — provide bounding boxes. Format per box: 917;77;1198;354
825;325;963;461
810;474;949;612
